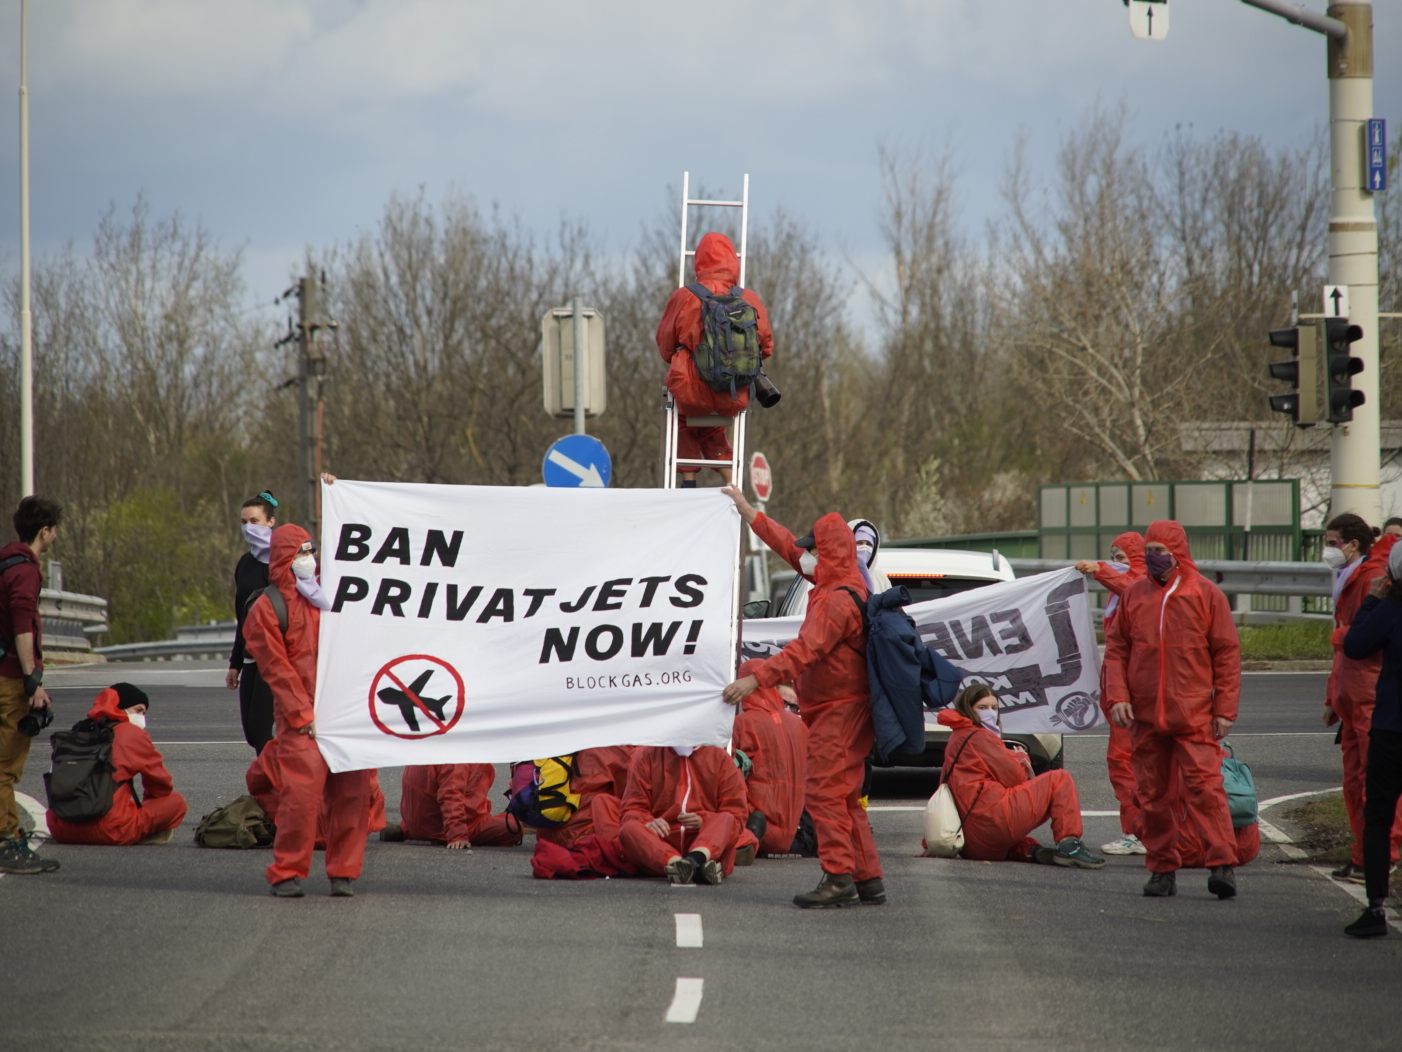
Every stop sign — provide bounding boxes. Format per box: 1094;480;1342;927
749;451;773;502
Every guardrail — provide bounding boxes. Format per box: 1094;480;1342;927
40;588;109;660
1010;558;1332;624
96;620;235;663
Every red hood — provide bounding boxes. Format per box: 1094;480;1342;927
738;658;784;714
87;687;135;724
811;512;865;592
1146;519;1198;580
1113;531;1147;579
1362;532;1398;576
269;523;312;601
937;709;977;732
694;232;740;286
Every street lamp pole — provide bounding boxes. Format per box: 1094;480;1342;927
1242;1;1380;523
18;0;34;498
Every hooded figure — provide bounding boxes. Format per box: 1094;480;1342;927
1103;520;1242;899
617;744;748;884
1086;530;1148;853
242;523;372;897
655;231;775;482
847;518;881;594
537;745;635;849
393;764;522;848
47;684;187;845
734;511;884;908
732;659;809;856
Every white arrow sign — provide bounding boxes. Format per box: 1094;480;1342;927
1128;0;1169;40
546;448;605;487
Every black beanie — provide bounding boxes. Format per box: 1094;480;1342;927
111;682;149;710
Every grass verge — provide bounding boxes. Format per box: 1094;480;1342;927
1237;621;1332;662
1280;792;1400;909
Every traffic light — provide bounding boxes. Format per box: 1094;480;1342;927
1322;317;1365;424
1267;324;1319;426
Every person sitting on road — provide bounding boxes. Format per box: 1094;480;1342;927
47;683;188;846
732;661;808;860
618;744;748;885
934;684;1104;868
535;746;635;849
380;763;522;849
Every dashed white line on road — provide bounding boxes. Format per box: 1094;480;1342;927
675;913;703;948
665;978;704;1023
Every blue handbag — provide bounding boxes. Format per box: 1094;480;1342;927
1221;741;1258;828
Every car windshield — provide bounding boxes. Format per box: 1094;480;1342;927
886;575;998;605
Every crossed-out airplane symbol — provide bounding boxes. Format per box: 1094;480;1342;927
376;669;452;732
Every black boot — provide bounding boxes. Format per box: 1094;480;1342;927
855;877;887;905
1208;866;1237;900
1344;905;1388;939
1143;871;1177;897
793;872;858;909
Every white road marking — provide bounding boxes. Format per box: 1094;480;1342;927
665;978;704;1024
675;913;703;948
1258;787;1342;812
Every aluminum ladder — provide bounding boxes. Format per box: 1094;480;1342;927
661;170;751;490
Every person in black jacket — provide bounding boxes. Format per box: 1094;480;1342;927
227;490;279;753
1341;535;1402;938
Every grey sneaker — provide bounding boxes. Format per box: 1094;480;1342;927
696;859;724;886
270;878;305;898
329;877;356;897
1053;836;1106;869
666;857;696;885
1143;871;1177;897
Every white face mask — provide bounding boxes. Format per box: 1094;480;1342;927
125;711;147;730
1321;546;1348;571
976;708;1000;732
291;553;317;580
799;551;819;577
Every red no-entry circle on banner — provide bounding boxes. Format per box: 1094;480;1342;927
367;654;466;740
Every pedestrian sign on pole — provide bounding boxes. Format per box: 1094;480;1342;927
1127;0;1169;41
1365;119;1387;194
542;434;611;488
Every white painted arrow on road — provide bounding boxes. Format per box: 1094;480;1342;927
547;448;605;487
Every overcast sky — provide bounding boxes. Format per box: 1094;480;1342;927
1;1;1397;325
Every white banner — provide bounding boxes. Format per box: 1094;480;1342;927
314;481;740;771
742;568;1102;733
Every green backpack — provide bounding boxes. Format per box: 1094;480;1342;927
1220;742;1257;828
194;794;275;848
686;283;763;399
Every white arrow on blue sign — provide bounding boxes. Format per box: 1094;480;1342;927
1365;118;1387;194
542;433;611;488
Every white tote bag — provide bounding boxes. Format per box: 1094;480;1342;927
922;733;979;858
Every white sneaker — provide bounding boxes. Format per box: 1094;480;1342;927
1101;834;1147;855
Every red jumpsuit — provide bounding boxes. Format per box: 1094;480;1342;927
1103;520;1239;874
47;688;187;845
619;746;748;876
655;231;774;475
937;710;1084;861
243;524;371;886
1091;530;1147;839
751;512;881;882
733;659;808;855
1327;534;1402;867
399;764;521;846
537;746;634;849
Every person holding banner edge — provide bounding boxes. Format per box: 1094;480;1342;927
722;489;883;908
1102;520;1241;900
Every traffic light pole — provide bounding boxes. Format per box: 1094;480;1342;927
1244;1;1380;522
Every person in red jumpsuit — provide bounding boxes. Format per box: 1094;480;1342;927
47;683;187;846
381;764;522;849
536;746;634;849
655;231;774;486
1322;515;1402;882
1077;530;1147;855
723;493;883;908
732;659;808;858
1104;519;1241;900
618;744;748;885
243;523;371;898
934;684;1104;866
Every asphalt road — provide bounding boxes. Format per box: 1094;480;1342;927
4;664;1399;1052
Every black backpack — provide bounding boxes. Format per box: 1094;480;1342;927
685;284;763;398
44;717;120;822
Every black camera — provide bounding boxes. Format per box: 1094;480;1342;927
18;706;53;738
753;371;781;409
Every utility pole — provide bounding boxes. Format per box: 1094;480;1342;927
1242;1;1380;523
277;274;331;540
17;0;33;498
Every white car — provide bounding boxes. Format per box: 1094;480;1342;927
747;546;1064;772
